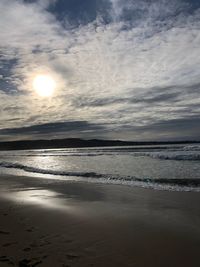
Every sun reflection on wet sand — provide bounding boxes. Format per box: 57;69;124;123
1;188;76;213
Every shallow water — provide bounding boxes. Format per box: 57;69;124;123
0;144;200;191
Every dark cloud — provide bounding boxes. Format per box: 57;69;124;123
0;121;105;137
118;115;200;140
2;106;22;112
73;88;182;108
137;115;200;131
129;92;180;105
73;82;200;110
183;82;200;94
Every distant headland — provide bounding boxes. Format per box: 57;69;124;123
0;138;199;151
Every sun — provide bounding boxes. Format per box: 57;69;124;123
33;75;56;97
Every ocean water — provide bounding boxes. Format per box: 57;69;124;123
0;144;200;192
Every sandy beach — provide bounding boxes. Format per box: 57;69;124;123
0;174;200;267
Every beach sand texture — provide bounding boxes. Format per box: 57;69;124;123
0;174;200;267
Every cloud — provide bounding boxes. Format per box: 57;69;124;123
0;0;200;140
0;120;105;140
126;115;200;141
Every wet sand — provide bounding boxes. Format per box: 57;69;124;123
0;174;200;267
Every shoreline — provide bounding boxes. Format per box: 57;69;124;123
0;174;200;266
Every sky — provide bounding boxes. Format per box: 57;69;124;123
0;0;200;141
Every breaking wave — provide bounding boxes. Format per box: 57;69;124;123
0;161;103;178
1;161;200;192
139;152;200;161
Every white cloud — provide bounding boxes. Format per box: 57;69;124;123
0;0;200;139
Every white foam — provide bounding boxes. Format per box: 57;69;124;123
135;151;200;161
0;161;200;192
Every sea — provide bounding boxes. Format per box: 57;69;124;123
0;143;200;192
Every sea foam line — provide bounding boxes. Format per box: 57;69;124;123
0;161;200;192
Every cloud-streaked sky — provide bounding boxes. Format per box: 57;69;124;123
0;0;200;141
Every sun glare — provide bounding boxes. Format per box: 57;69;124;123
33;75;56;97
